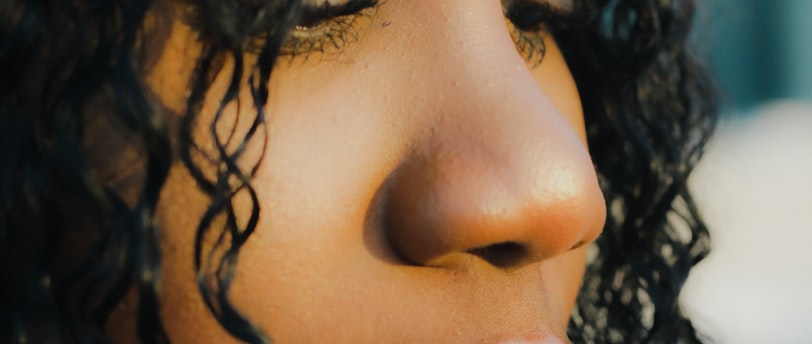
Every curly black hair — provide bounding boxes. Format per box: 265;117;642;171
0;0;716;343
557;0;717;342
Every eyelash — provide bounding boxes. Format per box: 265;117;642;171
280;0;378;58
281;0;572;66
506;0;587;67
509;23;549;67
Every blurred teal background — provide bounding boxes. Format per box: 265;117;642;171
681;2;812;342
694;0;812;111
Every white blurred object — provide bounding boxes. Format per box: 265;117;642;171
681;101;812;343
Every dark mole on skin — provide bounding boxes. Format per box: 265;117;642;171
381;20;392;28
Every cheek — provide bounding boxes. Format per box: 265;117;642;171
544;246;590;321
530;38;586;144
528;41;591;321
146;2;601;341
149;166;233;343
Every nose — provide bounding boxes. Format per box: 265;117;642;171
379;2;606;270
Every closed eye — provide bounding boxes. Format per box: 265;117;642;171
281;0;378;58
503;0;591;66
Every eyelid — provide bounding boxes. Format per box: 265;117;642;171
505;1;559;30
505;0;591;31
504;1;558;67
298;0;376;27
503;0;592;67
281;0;378;58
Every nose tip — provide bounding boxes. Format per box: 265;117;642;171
381;140;606;270
372;0;606;270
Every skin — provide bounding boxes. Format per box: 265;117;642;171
112;0;607;342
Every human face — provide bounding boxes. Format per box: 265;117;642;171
136;0;607;342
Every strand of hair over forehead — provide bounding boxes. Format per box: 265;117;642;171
557;0;717;342
180;0;302;343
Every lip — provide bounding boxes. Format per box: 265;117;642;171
497;337;569;344
488;330;570;344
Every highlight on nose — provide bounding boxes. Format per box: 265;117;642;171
380;146;606;271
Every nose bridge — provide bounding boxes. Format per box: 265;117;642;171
396;0;574;140
412;0;532;113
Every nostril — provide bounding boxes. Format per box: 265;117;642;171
466;242;528;270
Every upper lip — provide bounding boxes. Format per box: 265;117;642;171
485;327;570;344
494;336;569;344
